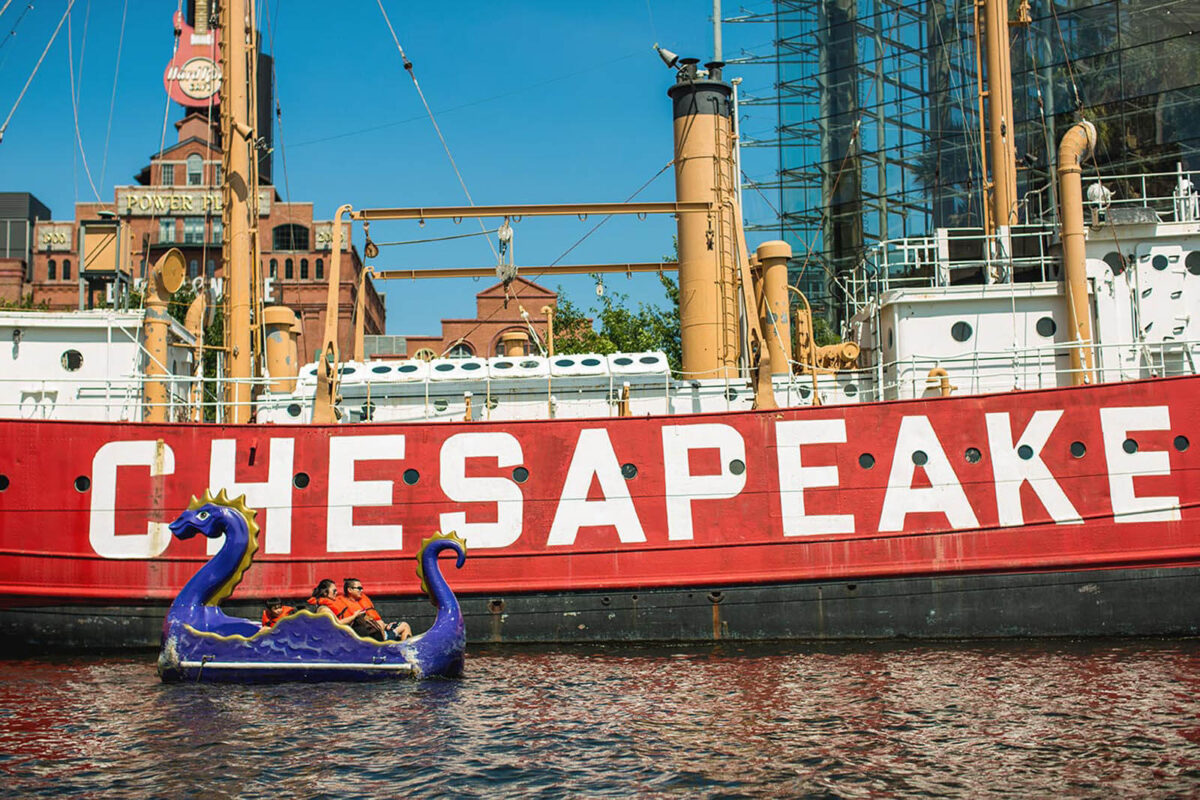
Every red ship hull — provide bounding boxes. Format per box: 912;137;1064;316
1;376;1197;647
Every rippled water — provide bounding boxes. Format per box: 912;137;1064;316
0;640;1197;798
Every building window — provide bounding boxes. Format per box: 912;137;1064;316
285;258;294;279
62;259;71;280
300;258;309;279
206;259;215;278
269;258;278;278
447;343;474;359
159;217;176;243
214;165;223;185
211;218;222;244
273;224;309;251
187;154;203;186
189;259;199;279
161;163;175;185
183;217;204;244
139;259;147;278
47;259;56;280
316;258;324;280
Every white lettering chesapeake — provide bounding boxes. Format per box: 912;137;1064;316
775;419;855;536
879;415;979;531
439;432;524;549
1100;406;1180;523
661;423;747;540
89;440;175;559
207;438;295;554
327;435;405;551
986;411;1081;526
547;428;645;546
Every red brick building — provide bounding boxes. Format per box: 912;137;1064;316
15;110;384;364
385;277;557;360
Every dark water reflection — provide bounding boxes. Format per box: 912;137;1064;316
0;640;1197;798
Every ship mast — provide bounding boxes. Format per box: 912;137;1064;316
980;0;1021;269
218;0;260;422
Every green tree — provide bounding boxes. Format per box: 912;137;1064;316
553;272;681;372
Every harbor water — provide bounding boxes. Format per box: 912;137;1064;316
1;640;1197;798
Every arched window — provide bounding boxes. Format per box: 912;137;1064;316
285;258;294;279
47;259;56;280
447;342;474;359
62;259;71;280
315;258;324;280
413;348;437;362
300;258;309;279
269;258;278;278
187;154;204;186
272;224;309;251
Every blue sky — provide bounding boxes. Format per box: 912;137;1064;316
0;1;781;337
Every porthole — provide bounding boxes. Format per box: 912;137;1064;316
74;476;91;492
614;357;634;366
729;459;746;476
858;453;875;469
950;321;972;343
1103;251;1125;274
886;328;894;349
306;366;318;376
0;474;8;491
1152;254;1169;271
434;399;448;412
434;364;455;372
485;398;498;409
965;447;982;464
725;387;738;402
493;361;513;370
912;450;928;466
287;403;301;417
403;469;420;486
581;358;602;367
1017;444;1035;461
1036;317;1057;338
639;356;660;364
1070;441;1087;458
554;359;575;368
1122;438;1138;454
371;366;391;374
621;463;638;480
339;366;356;375
61;350;83;371
1174;435;1189;452
798;385;811;399
512;466;530;483
843;383;858;397
293;472;310;489
462;362;482;371
1187;252;1200;276
520;360;540;369
398;364;419;373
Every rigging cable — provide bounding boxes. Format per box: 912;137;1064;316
0;0;76;145
67;1;103;202
0;0;31;57
98;0;128;190
375;0;498;261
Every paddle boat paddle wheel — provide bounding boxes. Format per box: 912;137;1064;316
156;489;467;683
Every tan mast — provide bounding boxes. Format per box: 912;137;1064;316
219;0;259;422
982;0;1019;263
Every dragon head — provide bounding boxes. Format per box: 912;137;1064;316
169;489;260;606
170;503;236;541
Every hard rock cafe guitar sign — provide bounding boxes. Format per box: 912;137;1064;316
163;6;221;107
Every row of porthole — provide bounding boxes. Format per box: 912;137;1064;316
856;435;1189;469
1105;251;1200;275
949;317;1057;344
12;439;1190;494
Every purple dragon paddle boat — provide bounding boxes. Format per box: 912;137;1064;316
157;489;467;683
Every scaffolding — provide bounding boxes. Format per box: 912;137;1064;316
732;0;1200;321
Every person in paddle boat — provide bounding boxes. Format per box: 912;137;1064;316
342;578;412;642
260;597;295;628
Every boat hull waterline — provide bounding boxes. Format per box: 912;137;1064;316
1;376;1196;646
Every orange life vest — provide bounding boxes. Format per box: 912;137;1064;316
306;596;347;618
341;592;383;622
260;605;295;628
